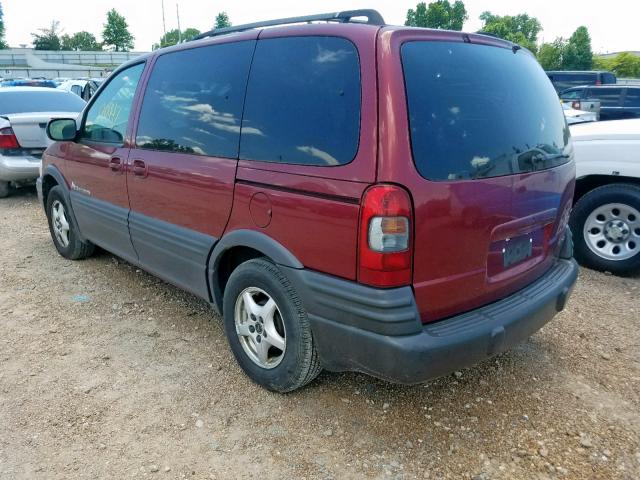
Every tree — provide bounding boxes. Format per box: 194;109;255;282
538;38;565;70
405;1;467;30
563;26;592;70
61;31;101;51
153;27;201;50
31;20;62;50
479;11;541;54
102;9;134;51
0;2;8;49
595;52;640;78
214;12;231;29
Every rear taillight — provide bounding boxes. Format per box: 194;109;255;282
571;101;581;110
0;127;20;149
595;79;602;85
358;184;413;287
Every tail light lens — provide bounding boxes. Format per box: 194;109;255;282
358;184;413;287
595;79;602;85
571;101;581;110
0;127;20;149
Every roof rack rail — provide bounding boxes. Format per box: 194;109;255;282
193;9;386;40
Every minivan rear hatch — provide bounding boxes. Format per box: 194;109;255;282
387;32;575;322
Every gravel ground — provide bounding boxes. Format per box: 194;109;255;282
0;187;639;480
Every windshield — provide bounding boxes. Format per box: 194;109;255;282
0;90;86;115
402;41;570;181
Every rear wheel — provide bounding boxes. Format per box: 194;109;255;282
570;184;640;275
0;181;9;198
46;186;95;260
222;258;321;392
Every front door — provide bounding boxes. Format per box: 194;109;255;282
64;63;145;262
126;41;255;300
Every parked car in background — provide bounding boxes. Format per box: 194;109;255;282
39;10;577;392
0;87;86;198
547;70;616;92
569;118;640;275
560;85;640;121
562;103;597;125
57;79;99;101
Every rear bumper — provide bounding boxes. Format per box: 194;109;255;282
282;257;578;384
0;155;40;182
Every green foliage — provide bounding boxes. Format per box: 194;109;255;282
102;9;134;52
61;31;102;51
32;20;62;50
563;26;592;70
479;11;541;54
538;38;565;70
405;1;467;30
0;2;8;49
153;27;201;50
595;52;640;78
537;26;593;71
214;12;231;29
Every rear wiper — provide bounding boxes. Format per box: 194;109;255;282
532;153;570;163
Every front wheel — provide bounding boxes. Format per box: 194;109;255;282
222;258;321;392
45;186;95;260
570;183;640;275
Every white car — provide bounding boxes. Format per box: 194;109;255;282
562;102;597;125
57;79;99;101
569;118;640;274
0;87;86;197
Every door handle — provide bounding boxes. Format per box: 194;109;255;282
109;156;122;172
132;159;148;178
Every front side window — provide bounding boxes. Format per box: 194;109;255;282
80;63;144;144
560;89;583;100
136;41;254;157
402;41;569;181
240;36;361;167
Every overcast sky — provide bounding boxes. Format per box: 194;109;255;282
2;0;638;53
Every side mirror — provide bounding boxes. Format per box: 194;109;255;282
47;118;77;142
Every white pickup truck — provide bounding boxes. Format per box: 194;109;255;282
570;118;640;275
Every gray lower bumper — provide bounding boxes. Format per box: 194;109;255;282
282;258;578;384
0;156;41;182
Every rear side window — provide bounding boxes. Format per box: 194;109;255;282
602;73;617;84
402;42;569;181
560;89;583;100
240;36;360;166
136;41;254;157
624;89;640;107
588;88;623;106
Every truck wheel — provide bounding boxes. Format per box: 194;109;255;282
46;186;95;260
222;258;322;392
570;183;640;275
0;181;9;198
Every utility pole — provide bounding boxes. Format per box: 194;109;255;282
176;3;182;43
161;0;167;37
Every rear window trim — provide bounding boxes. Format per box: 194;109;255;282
399;39;570;183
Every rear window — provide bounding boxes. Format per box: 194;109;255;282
588;88;623;106
402;41;570;181
240;36;360;167
624;89;640;107
0;90;86;115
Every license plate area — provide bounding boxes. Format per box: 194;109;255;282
487;230;545;280
503;236;533;268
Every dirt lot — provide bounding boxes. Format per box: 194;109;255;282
0;187;639;480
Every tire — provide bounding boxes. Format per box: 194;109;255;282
0;181;9;198
570;183;640;275
222;258;322;392
45;185;95;260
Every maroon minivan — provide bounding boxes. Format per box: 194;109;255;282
39;10;578;392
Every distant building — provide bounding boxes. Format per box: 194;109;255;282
0;48;148;79
598;51;640;59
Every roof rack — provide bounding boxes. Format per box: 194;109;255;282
193;9;386;40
